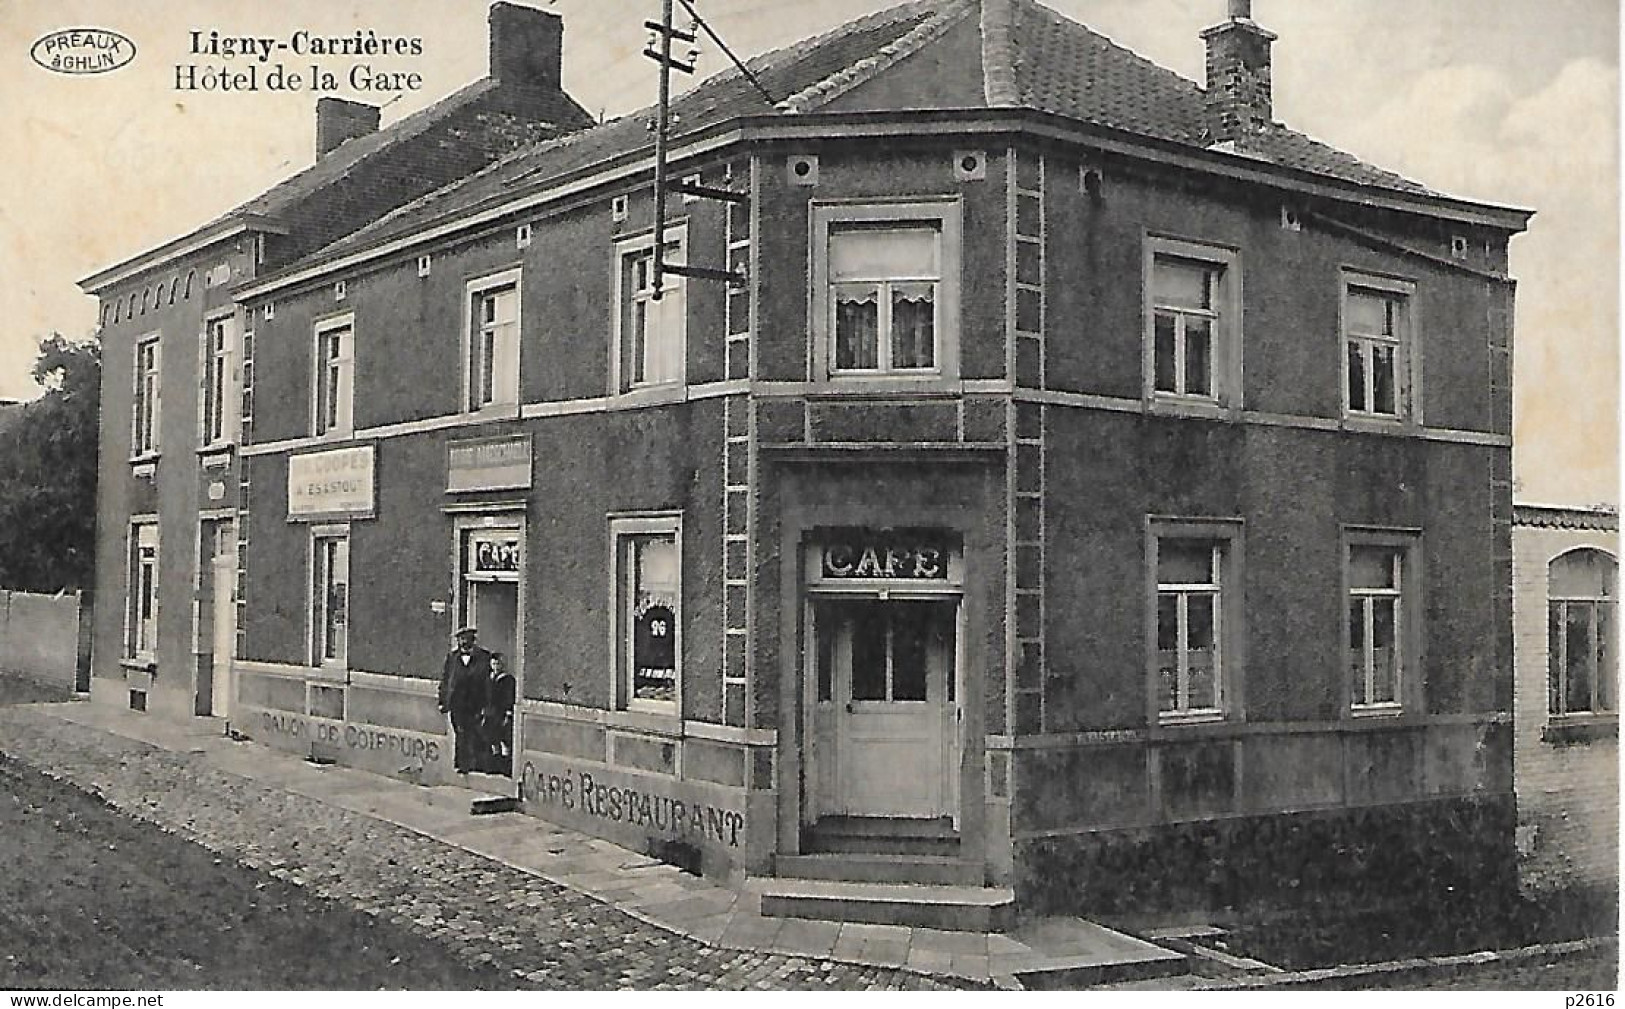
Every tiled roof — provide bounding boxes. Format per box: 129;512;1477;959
1514;505;1620;532
309;0;1440;264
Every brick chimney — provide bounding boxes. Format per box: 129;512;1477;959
1200;0;1278;146
489;2;564;91
316;96;380;157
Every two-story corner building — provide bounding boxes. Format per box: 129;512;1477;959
77;4;593;723
1511;504;1618;903
224;0;1531;920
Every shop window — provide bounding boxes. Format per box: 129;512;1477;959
125;520;159;661
200;314;235;447
1144;237;1240;408
1548;549;1617;720
1151;527;1237;721
1343;273;1416;420
310;530;350;668
1345;533;1419;714
132;336;161;458
313;316;354;437
812;202;961;382
614;230;686;393
465;269;521;412
611;516;681;713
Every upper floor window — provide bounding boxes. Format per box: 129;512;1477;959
125;520;159;660
200;315;235;447
1346;533;1419;714
1343;273;1416;420
132;336;161;457
1144;237;1240;408
310;528;350;668
1152;528;1235;721
830;226;940;373
811;201;961;383
1548;549;1616;718
465;269;521;411
614;231;685;393
611;515;681;714
313;316;354;437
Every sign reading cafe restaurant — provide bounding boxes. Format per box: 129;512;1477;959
287;445;376;520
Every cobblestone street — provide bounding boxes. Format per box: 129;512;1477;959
0;701;964;990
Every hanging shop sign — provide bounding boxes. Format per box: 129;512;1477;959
819;528;953;581
287;445;375;520
447;434;532;493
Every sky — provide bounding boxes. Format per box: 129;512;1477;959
0;0;1616;505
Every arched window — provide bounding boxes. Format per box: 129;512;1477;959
168;279;177;305
141;288;150;314
1549;548;1617;717
184;271;195;299
127;292;137;318
106;302;116;325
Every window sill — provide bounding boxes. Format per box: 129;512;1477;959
462;403;522;423
809;375;962;398
1156;710;1226;727
1351;703;1405;718
1342;414;1418;436
198;443;236;468
311;429;358;444
613;706;683;736
609;385;686;410
120;657;157;672
1147;396;1236;421
1542;715;1617;745
129;457;159;479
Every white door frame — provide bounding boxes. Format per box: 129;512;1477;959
452;513;525;779
210;550;236;720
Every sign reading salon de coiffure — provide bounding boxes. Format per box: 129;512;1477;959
287;445;375;520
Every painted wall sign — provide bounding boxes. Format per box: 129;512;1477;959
31;28;135;75
521;762;743;848
254;710;441;764
820;529;952;580
448;435;532;493
287;445;375;520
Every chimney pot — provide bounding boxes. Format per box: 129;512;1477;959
315;96;380;157
1228;0;1251;19
489;2;564;91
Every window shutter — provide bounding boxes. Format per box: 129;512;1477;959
151;340;162;452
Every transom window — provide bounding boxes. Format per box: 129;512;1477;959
1348;544;1405;710
200;315;234;446
313;318;354;436
611;240;682;389
612;517;681;712
1548;549;1616;718
1155;538;1226;718
1343;275;1414;419
829;225;941;374
311;531;350;667
466;271;521;411
133;336;161;457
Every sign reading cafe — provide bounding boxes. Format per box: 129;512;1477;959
288;445;375;520
820;529;952;581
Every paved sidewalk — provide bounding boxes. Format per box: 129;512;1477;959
0;701;965;990
0;699;1184;988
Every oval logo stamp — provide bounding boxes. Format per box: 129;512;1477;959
31;28;135;75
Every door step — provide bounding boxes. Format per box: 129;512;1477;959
758;878;1016;932
806;816;960;857
775;851;983;886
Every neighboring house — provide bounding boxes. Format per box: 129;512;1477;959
94;0;1534;925
77;4;592;721
1512;504;1618;897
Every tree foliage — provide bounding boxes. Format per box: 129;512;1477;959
0;333;101;592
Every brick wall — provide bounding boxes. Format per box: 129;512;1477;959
1512;519;1619;893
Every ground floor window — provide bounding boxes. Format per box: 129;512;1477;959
1150;522;1238;721
1548;548;1617;717
612;515;681;712
310;529;349;668
126;520;159;660
1345;532;1418;714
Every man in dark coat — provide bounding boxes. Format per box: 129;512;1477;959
438;626;491;774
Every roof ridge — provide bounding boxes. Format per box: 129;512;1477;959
979;0;1020;106
778;0;975;114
